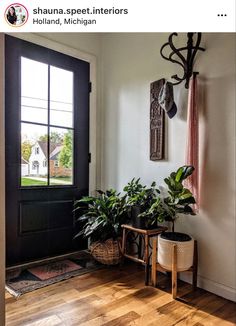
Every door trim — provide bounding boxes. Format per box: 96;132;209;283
6;32;98;195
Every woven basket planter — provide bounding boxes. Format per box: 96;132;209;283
158;234;194;272
90;238;122;265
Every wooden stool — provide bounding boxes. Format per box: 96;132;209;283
151;237;198;299
121;224;167;285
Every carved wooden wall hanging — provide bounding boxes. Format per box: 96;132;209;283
150;79;165;160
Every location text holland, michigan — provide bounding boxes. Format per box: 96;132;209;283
33;18;97;26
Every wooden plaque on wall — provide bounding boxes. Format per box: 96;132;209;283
150;79;165;160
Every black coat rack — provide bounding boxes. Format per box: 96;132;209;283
160;33;205;89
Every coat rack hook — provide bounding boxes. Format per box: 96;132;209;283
160;33;205;89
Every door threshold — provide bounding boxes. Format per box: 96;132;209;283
6;250;89;272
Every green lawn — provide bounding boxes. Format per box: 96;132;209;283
21;177;72;186
21;178;47;186
51;177;72;182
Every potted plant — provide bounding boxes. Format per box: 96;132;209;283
74;189;128;265
146;166;196;271
123;178;159;229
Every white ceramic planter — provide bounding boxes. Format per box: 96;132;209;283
158;234;194;272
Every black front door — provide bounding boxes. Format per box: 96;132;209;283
5;35;90;266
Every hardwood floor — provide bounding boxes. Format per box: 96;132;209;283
5;264;236;326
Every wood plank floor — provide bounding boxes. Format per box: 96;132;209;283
5;264;236;326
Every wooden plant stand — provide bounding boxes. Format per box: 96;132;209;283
151;238;198;299
121;224;167;285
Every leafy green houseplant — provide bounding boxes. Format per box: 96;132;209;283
145;165;196;236
123;178;160;229
74;189;128;265
154;166;197;271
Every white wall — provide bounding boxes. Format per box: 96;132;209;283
38;33;101;57
21;164;29;177
101;33;236;301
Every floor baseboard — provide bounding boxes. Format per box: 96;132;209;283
179;273;236;302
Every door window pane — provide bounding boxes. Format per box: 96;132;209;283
21;104;48;124
20;59;75;187
49;128;73;185
21;123;48;186
50;101;73;128
50;66;73;128
21;57;48;124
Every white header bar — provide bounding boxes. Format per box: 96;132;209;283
0;0;235;32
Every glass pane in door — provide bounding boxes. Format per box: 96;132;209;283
21;57;48;124
50;66;73;128
49;127;73;186
21;123;48;186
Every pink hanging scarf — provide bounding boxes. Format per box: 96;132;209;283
185;75;199;211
